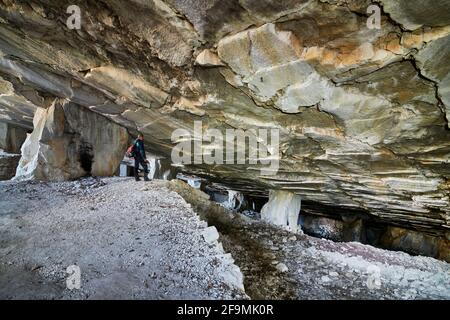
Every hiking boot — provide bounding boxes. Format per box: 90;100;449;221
135;177;141;181
144;176;150;182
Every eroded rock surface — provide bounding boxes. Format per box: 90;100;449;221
0;122;27;153
0;149;19;180
0;1;448;248
15;99;128;181
261;190;302;233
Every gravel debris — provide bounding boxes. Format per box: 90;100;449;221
0;177;247;299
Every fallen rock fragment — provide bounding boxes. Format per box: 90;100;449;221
201;226;220;244
276;262;289;273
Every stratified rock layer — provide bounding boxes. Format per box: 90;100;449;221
0;1;448;243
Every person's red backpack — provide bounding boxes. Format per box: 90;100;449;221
126;143;135;158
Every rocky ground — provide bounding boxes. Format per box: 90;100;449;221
168;180;450;300
216;221;450;300
0;177;246;299
1;177;449;300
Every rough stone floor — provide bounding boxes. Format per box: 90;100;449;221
0;177;449;300
209;215;450;300
0;178;245;299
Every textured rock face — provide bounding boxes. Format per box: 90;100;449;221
301;215;344;241
15;99;128;181
0;1;449;247
380;226;450;262
0;149;20;180
0;122;27;153
261;190;301;232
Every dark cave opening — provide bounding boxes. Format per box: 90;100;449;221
79;142;94;174
195;182;448;261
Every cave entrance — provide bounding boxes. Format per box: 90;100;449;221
79;142;94;174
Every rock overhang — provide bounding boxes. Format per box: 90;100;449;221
0;0;448;237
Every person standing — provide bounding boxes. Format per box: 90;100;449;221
133;133;150;181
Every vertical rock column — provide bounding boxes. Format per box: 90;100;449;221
261;190;302;233
15;99;129;181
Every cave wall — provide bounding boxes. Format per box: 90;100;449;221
0;122;27;154
0;151;19;180
15;98;129;181
300;211;450;262
0;122;27;180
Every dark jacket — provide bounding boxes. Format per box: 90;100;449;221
134;139;146;159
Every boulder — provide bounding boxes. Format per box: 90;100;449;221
14;99;129;181
275;262;289;273
301;214;344;241
201;226;220;244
